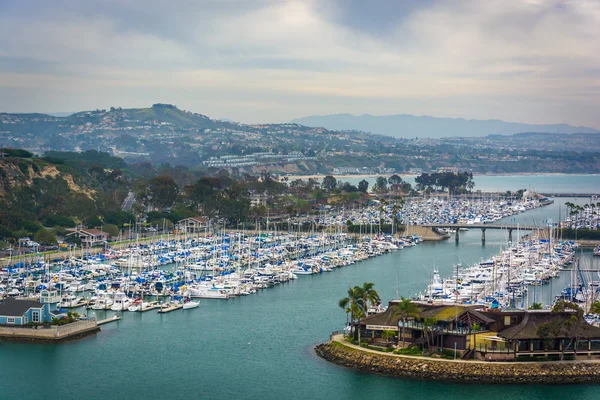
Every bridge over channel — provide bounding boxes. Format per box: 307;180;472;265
414;223;547;243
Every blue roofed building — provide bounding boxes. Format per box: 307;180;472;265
0;290;66;326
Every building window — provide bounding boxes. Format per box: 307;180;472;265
7;317;15;324
32;311;40;323
24;317;28;324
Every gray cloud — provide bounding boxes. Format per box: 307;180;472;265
0;0;598;128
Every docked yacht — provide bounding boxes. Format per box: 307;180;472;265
110;292;131;311
185;284;230;299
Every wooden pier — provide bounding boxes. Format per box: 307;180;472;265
157;303;183;313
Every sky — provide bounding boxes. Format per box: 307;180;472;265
0;0;599;128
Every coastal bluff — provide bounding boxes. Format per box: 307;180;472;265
315;338;600;384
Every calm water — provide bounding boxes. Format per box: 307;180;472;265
1;205;600;398
340;174;600;194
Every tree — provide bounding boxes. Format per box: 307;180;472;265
149;218;174;231
339;286;364;341
102;223;119;238
358;179;369;193
536;301;587;360
394;297;421;347
390;201;404;234
147;175;178;210
471;322;481;351
322;175;337;192
381;330;396;344
34;228;57;245
374;176;388;193
355;282;380;316
423;317;438;353
590;301;600;314
529;302;543;310
388;174;403;186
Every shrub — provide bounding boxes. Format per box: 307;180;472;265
44;215;76;228
18;160;30;174
394;347;423;356
1;148;33;158
34;228;57;245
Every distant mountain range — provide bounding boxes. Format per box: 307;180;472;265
291;114;599;138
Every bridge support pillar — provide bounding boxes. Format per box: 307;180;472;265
481;228;486;245
508;228;513;243
455;229;459;243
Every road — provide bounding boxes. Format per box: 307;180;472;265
121;191;135;211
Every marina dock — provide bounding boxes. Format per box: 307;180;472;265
139;302;162;312
97;315;122;325
157;303;183;313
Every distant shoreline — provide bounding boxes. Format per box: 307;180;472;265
286;173;600;180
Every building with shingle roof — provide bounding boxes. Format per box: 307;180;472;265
0;290;65;326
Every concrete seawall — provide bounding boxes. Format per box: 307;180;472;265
0;320;100;343
315;339;600;384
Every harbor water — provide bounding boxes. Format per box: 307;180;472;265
1;200;600;399
341;174;600;194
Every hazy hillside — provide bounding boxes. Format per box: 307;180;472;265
291;114;599;138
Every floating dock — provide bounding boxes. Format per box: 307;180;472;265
97;315;122;325
139;302;162;312
157;303;183;313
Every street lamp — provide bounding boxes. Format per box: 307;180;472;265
454;342;457;359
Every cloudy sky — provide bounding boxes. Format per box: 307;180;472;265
0;0;599;127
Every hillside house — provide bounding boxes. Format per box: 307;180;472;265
177;217;209;234
67;228;109;246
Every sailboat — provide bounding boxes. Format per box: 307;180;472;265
183;297;200;309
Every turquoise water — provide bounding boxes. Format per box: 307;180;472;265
1;201;600;398
340;174;600;194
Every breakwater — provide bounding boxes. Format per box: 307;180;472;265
315;339;600;384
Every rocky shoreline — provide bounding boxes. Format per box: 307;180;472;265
315;342;600;384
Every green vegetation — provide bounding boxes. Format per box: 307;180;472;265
51;311;80;326
590;301;600;314
529;302;543;310
394;297;421;347
339;282;381;344
393;347;423;356
415;171;474;193
536;301;587;361
34;228;57;245
3;106;600;174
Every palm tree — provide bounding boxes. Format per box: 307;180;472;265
394;297;421;347
339;286;364;340
356;282;380;316
353;306;366;345
423;317;437;353
589;300;600;315
529;302;543;310
381;329;396;344
471;322;481;351
391;201;404;235
339;287;363;326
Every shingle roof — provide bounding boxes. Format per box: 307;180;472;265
0;298;42;317
498;312;600;340
361;307;400;327
418;305;494;324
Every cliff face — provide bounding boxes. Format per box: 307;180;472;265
315;341;600;384
0;158;94;199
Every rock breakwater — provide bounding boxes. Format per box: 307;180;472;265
315;341;600;384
